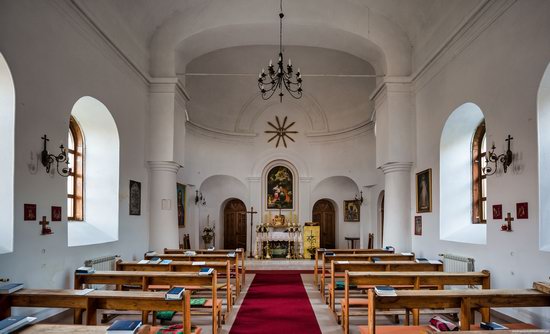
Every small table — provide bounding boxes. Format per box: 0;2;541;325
345;237;360;249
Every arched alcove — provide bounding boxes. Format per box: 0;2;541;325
0;52;15;254
199;175;248;248
311;176;360;248
440;102;486;244
538;62;550;252
68;96;120;247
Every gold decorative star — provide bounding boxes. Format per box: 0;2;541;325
265;116;298;148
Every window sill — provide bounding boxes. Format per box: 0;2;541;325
441;223;487;245
68;220;117;247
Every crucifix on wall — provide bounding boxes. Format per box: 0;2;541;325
502;212;514;232
39;216;53;235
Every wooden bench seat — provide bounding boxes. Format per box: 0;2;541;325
365;288;550;333
17;324;203;334
343;271;490;334
0;289;194;334
74;270;221;334
314;249;395;286
358;323;540;334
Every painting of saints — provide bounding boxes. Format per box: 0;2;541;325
267;166;293;210
416;169;432;213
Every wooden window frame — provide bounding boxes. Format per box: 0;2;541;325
472;121;486;224
68;117;84;221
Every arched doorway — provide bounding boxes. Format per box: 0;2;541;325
312;199;336;249
223;199;247;250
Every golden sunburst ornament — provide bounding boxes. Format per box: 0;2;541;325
265;116;298;148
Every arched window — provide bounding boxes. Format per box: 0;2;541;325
472;121;487;224
440;103;486;244
67;116;84;221
538;63;550;251
0;52;15;254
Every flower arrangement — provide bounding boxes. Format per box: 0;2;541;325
202;225;214;244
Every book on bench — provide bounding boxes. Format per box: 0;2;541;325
184;251;197;256
415;257;429;263
480;322;509;330
106;319;142;334
75;266;95;274
137;259;149;264
199;267;214;276
160;259;172;265
148;257;162;264
374;285;397;297
324;252;336;256
227;252;236;258
0;315;35;333
0;283;24;294
165;287;185;300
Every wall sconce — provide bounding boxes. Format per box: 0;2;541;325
195;190;206;206
483;135;514;176
41;135;70;177
355;190;364;205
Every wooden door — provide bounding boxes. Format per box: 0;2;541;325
224;199;247;250
312;199;336;249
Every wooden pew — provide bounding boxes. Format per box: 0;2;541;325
115;260;233;311
145;253;241;295
17;324;209;334
74;271;221;334
343;270;490;334
328;261;443;312
164;248;246;285
319;253;416;298
365;288;550;333
0;289;193;334
357;325;548;334
314;248;395;286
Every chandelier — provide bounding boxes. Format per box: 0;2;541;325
258;0;303;102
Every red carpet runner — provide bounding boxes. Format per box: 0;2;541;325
229;271;322;334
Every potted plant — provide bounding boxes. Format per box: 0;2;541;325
202;225;214;246
306;233;317;259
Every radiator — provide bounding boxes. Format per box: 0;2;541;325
439;253;475;272
83;255;119;289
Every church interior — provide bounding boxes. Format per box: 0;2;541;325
1;0;550;333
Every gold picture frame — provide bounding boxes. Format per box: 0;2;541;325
416;168;432;213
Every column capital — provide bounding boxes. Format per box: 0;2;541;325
379;162;413;174
147;161;182;173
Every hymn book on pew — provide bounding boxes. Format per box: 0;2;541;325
149;257;162;264
199;267;214;276
184;251;197;256
160;259;172;265
207;246;215;251
138;259;149;264
227;252;236;257
106;320;142;334
374;285;397;297
0;315;35;333
165;287;185;300
0;283;23;294
480;322;509;330
75;266;95;274
416;257;429;263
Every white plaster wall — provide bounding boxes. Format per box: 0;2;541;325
0;1;149;291
537;63;550;251
413;0;550;326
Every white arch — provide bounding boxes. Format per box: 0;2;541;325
0;52;15;254
68;96;120;247
537;62;550;252
440;102;486;245
149;0;411;77
251;149;310;178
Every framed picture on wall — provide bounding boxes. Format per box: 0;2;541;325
416;168;432;213
129;180;141;216
344;200;360;222
177;183;186;227
414;216;422;236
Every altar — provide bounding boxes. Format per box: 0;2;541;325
254;217;303;259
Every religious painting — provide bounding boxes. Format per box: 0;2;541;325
129;180;141;216
492;204;503;220
416;169;432;213
177;183;186;226
414;216;422;236
51;206;62;222
517;202;528;219
267;166;293;210
24;204;36;221
344;200;360;222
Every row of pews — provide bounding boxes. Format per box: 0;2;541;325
0;248;246;334
315;248;550;334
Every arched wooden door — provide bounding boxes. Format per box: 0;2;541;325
223;199;247;250
312;199;336;249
